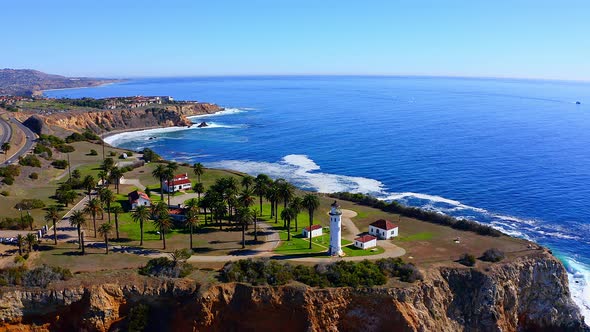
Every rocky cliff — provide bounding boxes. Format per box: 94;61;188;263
17;102;222;137
0;252;587;332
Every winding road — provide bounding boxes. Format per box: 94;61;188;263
4;118;36;165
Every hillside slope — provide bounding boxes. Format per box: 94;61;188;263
0;69;118;96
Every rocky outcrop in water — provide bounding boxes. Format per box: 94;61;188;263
0;251;587;332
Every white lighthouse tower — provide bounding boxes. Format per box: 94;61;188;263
328;200;343;256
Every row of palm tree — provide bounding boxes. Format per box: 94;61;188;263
16;233;38;256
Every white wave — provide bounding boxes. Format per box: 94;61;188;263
188;107;246;119
104;121;242;146
207;154;384;194
566;259;590;324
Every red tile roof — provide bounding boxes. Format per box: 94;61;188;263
355;235;377;243
370;219;398;231
166;178;192;186
304;224;322;232
128;190;151;203
168;208;184;215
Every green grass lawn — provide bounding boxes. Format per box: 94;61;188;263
342;244;385;256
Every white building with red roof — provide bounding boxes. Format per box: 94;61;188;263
162;173;192;193
354;234;377;249
128;190;151;209
302;224;323;238
369;219;399;239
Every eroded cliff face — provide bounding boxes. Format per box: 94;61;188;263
17;102;222;136
0;252;587;332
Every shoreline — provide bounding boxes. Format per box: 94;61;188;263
41;80;126;95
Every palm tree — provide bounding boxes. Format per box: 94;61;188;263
236;206;254;248
302;194;320;249
277;180;295;227
100;188;115;223
102;157;115;173
44;205;61;245
69;210;86;251
185;198;199;211
151;164;167;201
254;174;270;216
151;201;169;240
265;184;278;222
25;233;37;252
82;175;96;200
192;162;204;183
1;142;10;161
163;167;175;206
152;213;172;250
239;189;255;209
166;162;179;199
193;182;204;202
84;198;102;238
131;205;150;246
289;196;303;231
281;207;296;241
97;170;108;187
98;222;113;254
185;207;199;250
16;234;24;255
241;175;254;191
110;205;123;240
110;167;123;194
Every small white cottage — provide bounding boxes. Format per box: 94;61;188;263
354;234;377;249
369;219;399;240
302;224;323;238
128;190;151;209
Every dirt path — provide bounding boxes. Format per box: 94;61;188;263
120;177;145;190
340;209;361;240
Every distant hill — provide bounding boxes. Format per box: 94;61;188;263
0;69;120;96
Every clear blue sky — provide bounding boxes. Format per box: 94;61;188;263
2;0;589;80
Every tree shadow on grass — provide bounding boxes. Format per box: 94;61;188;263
61;251;84;256
192;247;215;254
111;237;133;243
272;252;328;260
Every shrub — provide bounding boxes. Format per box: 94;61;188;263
128;303;150;332
38;134;65;147
0;165;21;178
109;151;116;157
88;149;98;156
21;265;72;288
141;148;161;162
51;160;68;169
55;144;75;153
126;151;133;157
138;257;193;278
13;255;25;264
33;144;52;158
220;259;414;288
18;155;41;167
2;176;14;185
0;190;9;196
459;253;476;267
481;248;505;262
29;172;38;180
14;199;45;210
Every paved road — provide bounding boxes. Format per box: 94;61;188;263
4;118;36;165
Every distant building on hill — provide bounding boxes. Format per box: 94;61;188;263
128;190;151;209
162;173;192;193
369;219;399;240
302;224;323;238
354;234;377;249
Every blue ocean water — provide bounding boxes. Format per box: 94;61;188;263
46;76;590;315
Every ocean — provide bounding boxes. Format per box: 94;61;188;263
46;76;590;317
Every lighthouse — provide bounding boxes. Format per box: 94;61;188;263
328;200;343;256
